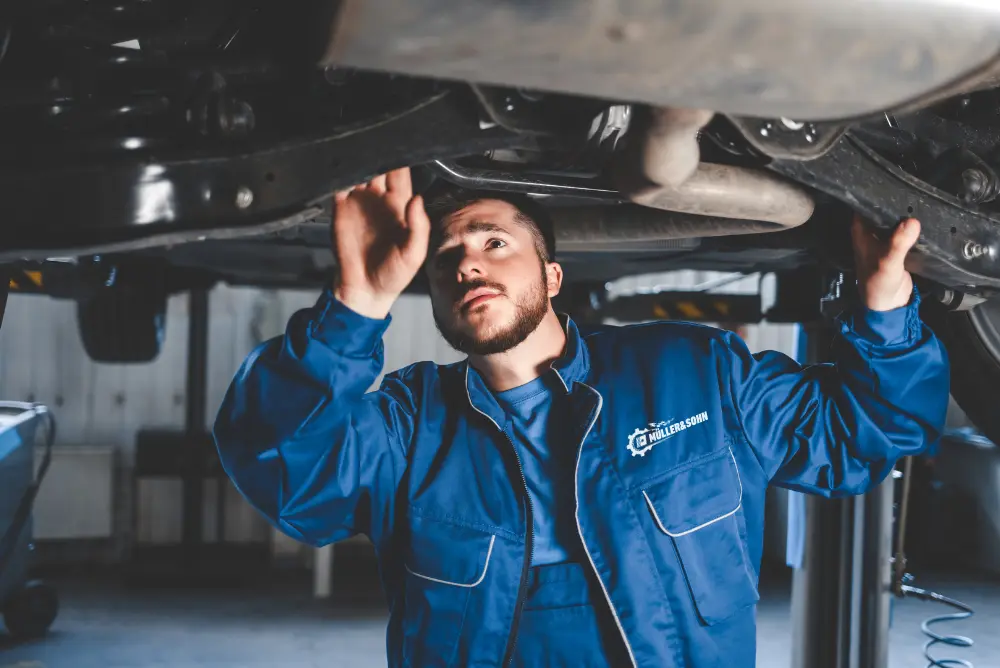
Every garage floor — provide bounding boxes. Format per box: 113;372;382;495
1;565;997;668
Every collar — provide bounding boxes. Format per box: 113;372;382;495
550;314;591;389
463;314;591;424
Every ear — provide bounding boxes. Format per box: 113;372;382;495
545;261;564;298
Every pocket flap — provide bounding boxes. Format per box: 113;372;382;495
641;447;757;625
642;447;743;537
405;514;496;588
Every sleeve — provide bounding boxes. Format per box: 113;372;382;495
722;290;950;497
212;289;418;548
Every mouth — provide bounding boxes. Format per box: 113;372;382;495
459;287;503;312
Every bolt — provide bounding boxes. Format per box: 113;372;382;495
804;133;815;143
963;240;988;260
235;186;254;209
759;122;773;137
780;117;805;131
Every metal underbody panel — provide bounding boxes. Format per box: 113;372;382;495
323;0;1000;121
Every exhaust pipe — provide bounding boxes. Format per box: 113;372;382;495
617;107;816;228
429;101;816;244
620;162;816;228
639;108;716;188
551;205;799;252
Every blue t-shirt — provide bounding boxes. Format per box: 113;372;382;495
494;372;583;565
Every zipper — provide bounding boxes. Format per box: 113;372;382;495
464;389;533;668
501;429;533;668
575;382;637;667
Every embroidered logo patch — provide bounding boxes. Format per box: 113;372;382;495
627;412;709;457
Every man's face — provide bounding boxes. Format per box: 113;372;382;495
427;199;562;356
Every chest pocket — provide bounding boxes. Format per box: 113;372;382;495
402;513;495;666
641;447;759;625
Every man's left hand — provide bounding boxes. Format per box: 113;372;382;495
851;214;921;312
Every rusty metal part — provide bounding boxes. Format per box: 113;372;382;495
727;116;847;161
640;108;715;188
551;203;807;253
322;0;1000;121
618;162;815;227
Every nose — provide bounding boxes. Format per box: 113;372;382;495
455;251;484;281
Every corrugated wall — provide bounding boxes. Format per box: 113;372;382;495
0;287;463;452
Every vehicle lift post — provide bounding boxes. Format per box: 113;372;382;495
181;287;210;568
789;320;894;668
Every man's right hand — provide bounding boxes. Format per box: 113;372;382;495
332;167;430;319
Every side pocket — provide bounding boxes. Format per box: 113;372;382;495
401;514;495;666
642;448;759;625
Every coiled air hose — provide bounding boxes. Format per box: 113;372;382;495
894;456;976;668
899;583;974;668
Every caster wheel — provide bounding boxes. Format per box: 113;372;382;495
3;580;58;638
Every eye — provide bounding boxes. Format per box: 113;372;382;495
486;238;507;250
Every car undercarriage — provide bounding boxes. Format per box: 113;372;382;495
4;0;1000;444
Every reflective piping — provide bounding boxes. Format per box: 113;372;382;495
550;367;570;393
405;535;496;588
464;364;503;431
550;316;572;393
574;382;637;668
642;448;744;538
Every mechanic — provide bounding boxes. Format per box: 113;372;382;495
213;167;949;667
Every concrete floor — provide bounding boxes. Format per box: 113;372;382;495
1;566;997;668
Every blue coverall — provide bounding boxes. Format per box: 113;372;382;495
213;287;949;667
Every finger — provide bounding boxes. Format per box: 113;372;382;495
404;195;431;255
850;214;879;242
850;215;879;263
850;215;865;246
889;218;921;259
385;167;413;199
334;189;352;203
368;173;388;195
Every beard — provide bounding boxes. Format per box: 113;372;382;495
433;265;549;356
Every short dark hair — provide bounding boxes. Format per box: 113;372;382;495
424;188;556;261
